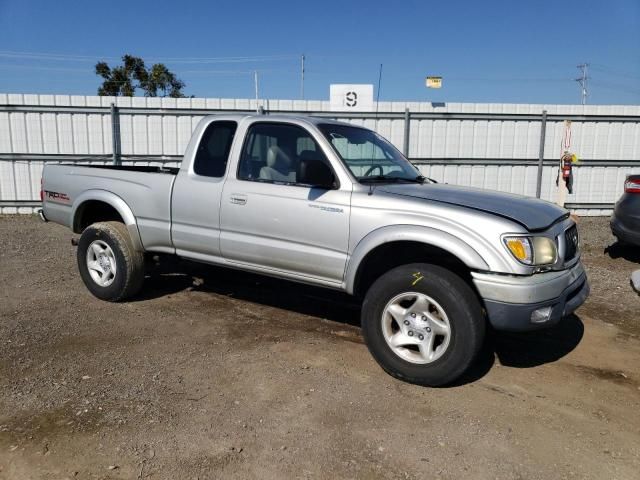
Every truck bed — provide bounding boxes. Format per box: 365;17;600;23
42;163;178;252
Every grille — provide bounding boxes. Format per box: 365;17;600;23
564;225;579;262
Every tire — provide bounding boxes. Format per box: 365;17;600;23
77;221;145;302
361;263;485;387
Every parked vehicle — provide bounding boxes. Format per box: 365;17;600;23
41;114;589;386
610;175;640;247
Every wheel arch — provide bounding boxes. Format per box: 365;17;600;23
71;190;144;252
346;225;489;297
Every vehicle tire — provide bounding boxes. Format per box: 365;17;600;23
361;263;485;387
77;221;145;302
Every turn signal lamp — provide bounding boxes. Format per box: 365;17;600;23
503;236;557;266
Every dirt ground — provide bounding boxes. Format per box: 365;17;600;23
0;214;639;480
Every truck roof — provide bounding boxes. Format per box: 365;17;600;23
200;113;356;128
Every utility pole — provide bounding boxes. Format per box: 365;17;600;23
576;63;589;105
300;54;305;100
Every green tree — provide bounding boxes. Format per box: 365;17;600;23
140;63;186;97
95;55;186;97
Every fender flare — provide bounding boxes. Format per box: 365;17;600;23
71;189;144;252
344;225;490;294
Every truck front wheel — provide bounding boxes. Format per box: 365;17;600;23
361;263;485;386
77;221;145;302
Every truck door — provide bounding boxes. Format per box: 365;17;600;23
219;122;351;285
171;120;237;261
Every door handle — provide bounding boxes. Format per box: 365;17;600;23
230;194;247;206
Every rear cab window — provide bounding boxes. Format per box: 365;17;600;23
193;121;237;178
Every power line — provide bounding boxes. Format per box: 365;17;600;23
180;68;292;75
590;80;640;97
0;63;91;73
163;55;298;65
0;51;108;61
590;63;640;81
0;63;292;77
432;76;570;83
0;50;299;64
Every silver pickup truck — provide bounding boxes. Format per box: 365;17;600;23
41;114;589;386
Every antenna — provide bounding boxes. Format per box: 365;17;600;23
375;63;383;117
576;63;589;105
254;70;259;113
368;63;384;197
300;54;305;100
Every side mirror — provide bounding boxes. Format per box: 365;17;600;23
298;159;337;189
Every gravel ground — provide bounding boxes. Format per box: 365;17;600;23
0;214;639;480
577;216;640;336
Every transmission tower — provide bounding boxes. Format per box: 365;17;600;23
576;63;589;105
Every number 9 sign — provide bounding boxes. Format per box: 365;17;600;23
345;91;358;107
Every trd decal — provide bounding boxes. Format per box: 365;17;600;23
44;191;70;203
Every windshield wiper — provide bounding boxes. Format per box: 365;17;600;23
359;175;426;184
419;175;439;184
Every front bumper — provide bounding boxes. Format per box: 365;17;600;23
472;261;590;332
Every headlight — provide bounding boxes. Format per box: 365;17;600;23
503;236;557;265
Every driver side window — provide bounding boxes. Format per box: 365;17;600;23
237;123;335;187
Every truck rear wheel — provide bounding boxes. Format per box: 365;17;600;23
361;263;485;386
77;221;145;302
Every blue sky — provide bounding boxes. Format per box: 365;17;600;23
0;0;638;104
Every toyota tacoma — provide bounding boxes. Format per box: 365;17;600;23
41;114;589;386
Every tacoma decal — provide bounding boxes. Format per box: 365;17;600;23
308;204;343;213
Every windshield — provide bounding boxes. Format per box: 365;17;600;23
318;123;423;183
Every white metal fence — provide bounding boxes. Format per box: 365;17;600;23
1;93;639;215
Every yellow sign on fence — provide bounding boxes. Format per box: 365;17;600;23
426;76;442;89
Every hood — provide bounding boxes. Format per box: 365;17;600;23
378;183;568;231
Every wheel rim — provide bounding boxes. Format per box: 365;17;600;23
86;240;117;287
381;292;452;364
